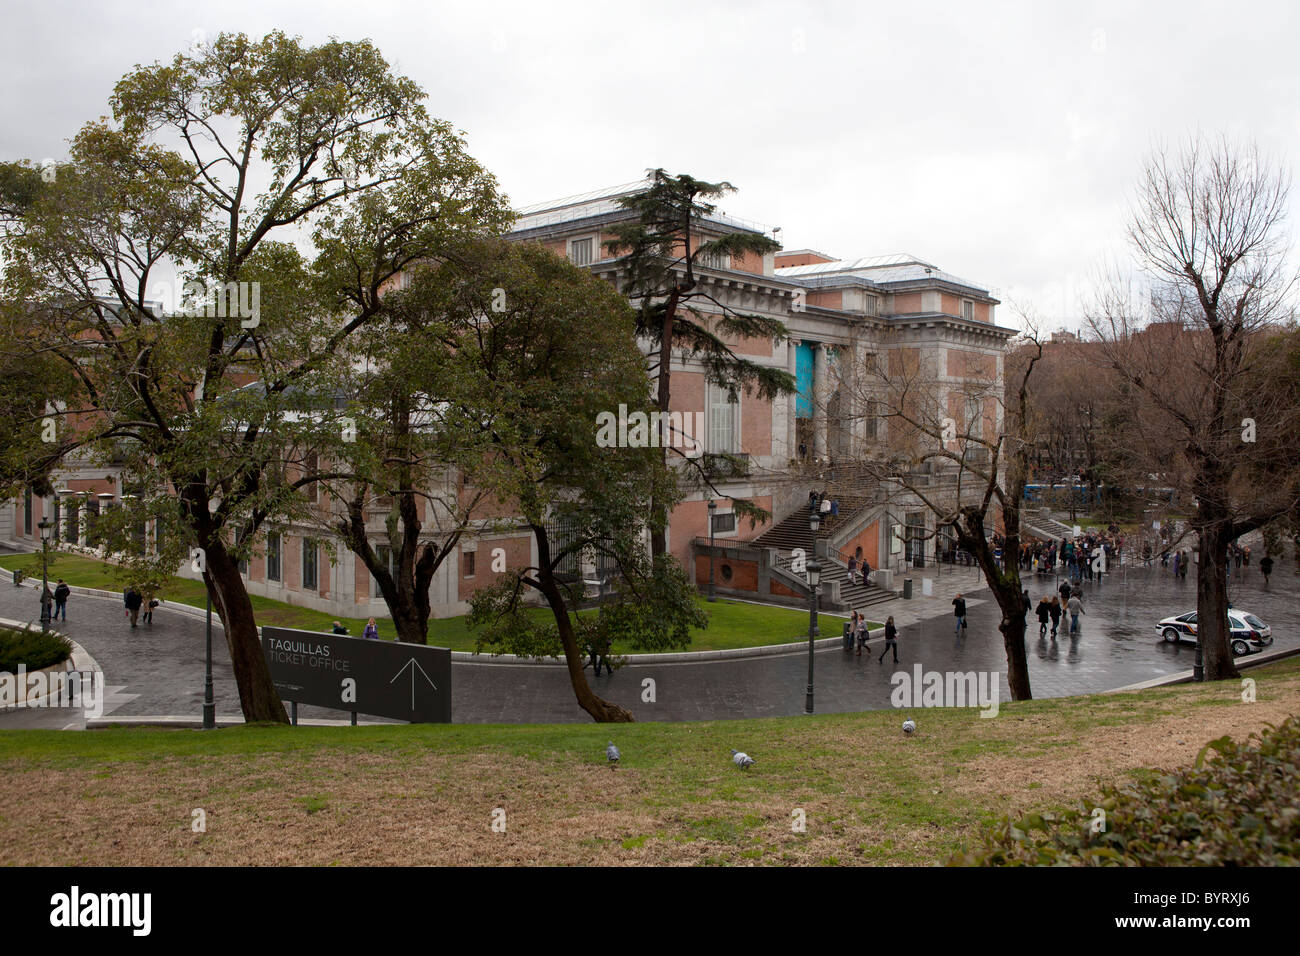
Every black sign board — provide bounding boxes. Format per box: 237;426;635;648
261;626;452;723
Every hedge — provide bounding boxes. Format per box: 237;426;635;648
0;625;74;674
952;715;1300;865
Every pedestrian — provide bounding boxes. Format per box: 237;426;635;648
861;557;872;586
363;617;380;640
1021;589;1031;629
124;586;143;628
808;490;818;513
1068;593;1084;635
1178;551;1189;581
856;613;870;654
952;593;967;634
142;590;157;625
1260;554;1274;585
1048;596;1062;638
588;635;612;677
40;586;54;624
1172;550;1181;578
1036;596;1051;638
53;579;70;621
820;495;831;516
847;554;858;586
331;621;349;635
878;616;899;664
1243;546;1251;568
1058;579;1072;604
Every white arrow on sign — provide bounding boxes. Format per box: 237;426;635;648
390;658;438;710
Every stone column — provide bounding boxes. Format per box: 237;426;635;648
786;338;798;459
812;342;828;459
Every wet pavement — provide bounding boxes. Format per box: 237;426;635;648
1;554;1296;726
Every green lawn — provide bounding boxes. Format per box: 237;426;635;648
0;551;872;654
2;656;1295;866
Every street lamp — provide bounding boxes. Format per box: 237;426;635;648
38;518;52;631
707;499;717;602
805;557;821;715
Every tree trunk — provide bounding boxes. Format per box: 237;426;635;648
1195;522;1240;681
649;290;680;560
958;512;1033;701
204;539;289;723
537;566;634;722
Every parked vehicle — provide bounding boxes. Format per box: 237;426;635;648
1156;609;1273;656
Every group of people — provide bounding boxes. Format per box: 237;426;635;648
847;610;899;663
1012;530;1123;582
121;586;159;627
808;490;840;518
1031;579;1086;639
845;553;871;587
36;578;72;624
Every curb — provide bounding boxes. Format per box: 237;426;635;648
85;715;390;729
1104;644;1300;694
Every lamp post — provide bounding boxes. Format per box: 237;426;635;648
203;578;216;728
805;509;822;715
707;499;717;602
805;557;820;715
38;518;52;631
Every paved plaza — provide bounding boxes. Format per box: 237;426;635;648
1;551;1296;726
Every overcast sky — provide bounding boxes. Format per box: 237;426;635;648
3;0;1297;331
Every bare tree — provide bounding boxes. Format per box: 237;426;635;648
1087;136;1300;680
829;320;1042;700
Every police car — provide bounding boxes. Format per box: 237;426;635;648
1157;609;1273;656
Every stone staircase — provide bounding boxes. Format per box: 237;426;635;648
771;552;895;610
1022;510;1075;541
753;493;873;554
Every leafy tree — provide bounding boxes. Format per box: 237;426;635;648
0;32;510;721
418;239;707;721
604;169;796;555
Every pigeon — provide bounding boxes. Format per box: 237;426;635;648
606;741;621;765
730;749;755;770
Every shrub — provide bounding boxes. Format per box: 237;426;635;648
952;716;1300;865
0;625;73;674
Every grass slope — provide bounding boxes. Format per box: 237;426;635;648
2;657;1296;866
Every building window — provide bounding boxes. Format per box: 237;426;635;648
865;295;879;316
304;452;319;503
864;400;880;440
266;532;281;582
371;545;395;597
697;240;729;270
569;237;593;266
965;396;983;440
962;299;974;321
463;550;476;578
302;538;318;590
708;387;739;453
711;511;736;534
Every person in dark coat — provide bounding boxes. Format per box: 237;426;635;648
53;579;70;621
1036;596;1052;638
1260;555;1274;585
878;616;899;664
124;586;143;628
952;594;967;634
1048;596;1062;639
